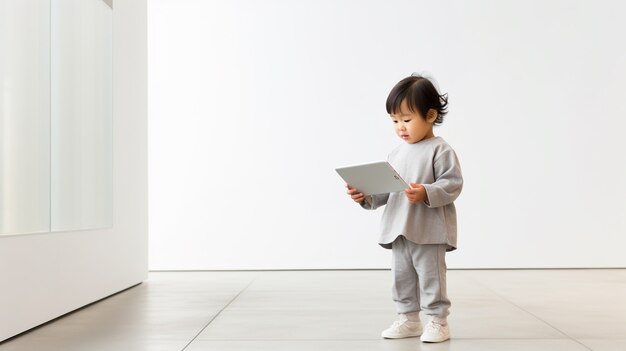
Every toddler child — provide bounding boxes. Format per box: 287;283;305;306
346;73;463;343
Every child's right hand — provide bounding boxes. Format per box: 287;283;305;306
346;184;368;204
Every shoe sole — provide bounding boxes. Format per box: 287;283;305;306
420;336;450;343
382;331;422;339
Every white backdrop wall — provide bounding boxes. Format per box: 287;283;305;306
149;0;626;270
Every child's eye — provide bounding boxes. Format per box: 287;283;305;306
393;120;398;123
403;120;411;123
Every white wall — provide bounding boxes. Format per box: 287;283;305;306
149;0;626;270
0;0;147;341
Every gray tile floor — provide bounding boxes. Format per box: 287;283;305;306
1;270;626;351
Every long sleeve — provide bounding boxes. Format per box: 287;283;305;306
360;193;390;210
422;148;463;208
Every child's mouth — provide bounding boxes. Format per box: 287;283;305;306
401;134;409;140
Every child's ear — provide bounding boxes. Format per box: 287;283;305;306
426;109;438;123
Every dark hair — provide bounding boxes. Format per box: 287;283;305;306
386;74;448;125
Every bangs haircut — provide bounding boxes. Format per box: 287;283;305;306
386;75;449;125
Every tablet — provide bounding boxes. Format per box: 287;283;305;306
335;161;409;196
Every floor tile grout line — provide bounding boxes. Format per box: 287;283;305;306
180;278;257;351
477;282;593;351
184;337;589;342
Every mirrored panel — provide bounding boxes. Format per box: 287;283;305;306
0;0;112;236
51;0;113;231
0;0;51;235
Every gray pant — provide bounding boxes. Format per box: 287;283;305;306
391;235;450;319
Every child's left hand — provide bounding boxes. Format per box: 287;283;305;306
405;182;428;204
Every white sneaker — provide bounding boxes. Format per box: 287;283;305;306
381;315;422;339
420;320;450;343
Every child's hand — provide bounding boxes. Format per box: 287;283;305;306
346;184;370;204
405;182;428;204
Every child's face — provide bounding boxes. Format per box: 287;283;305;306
390;100;436;144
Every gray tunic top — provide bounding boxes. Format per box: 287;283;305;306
362;137;463;250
